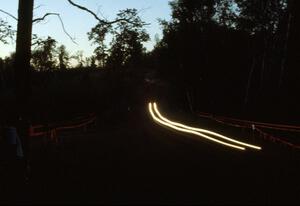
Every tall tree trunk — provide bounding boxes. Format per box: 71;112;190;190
285;0;300;102
279;0;293;88
244;56;256;107
14;0;34;114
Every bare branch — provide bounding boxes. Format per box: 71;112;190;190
34;4;45;10
137;7;151;15
33;13;77;44
56;15;78;45
67;0;107;24
96;5;107;20
0;9;18;21
67;0;150;26
32;12;59;23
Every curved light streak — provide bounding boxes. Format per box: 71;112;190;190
148;103;246;151
153;103;261;150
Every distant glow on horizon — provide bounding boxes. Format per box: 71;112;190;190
153;103;261;150
148;102;246;151
0;0;171;58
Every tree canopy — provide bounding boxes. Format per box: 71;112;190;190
149;0;298;121
0;0;298;121
0;18;15;44
88;8;150;69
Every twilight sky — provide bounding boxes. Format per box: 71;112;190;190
0;0;172;58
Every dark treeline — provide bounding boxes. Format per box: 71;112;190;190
0;7;148;121
148;0;299;123
0;0;299;123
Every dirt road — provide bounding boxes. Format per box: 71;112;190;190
1;105;299;204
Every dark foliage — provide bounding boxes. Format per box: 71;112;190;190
148;0;299;123
0;0;298;123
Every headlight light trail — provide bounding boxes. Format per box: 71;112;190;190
148;103;246;151
153;102;261;151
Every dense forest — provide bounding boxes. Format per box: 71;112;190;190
148;0;299;123
0;0;299;123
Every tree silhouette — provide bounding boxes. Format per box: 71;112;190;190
88;8;149;70
235;0;287;34
150;0;295;120
57;44;70;70
31;36;57;71
214;0;238;27
87;23;110;68
14;0;34;114
283;0;300;112
107;9;149;69
0;18;15;44
2;0;296;121
3;0;151;114
71;50;85;68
